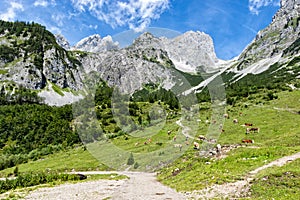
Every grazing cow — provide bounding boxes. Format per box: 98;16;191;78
216;144;221;153
174;144;183;151
193;142;200;150
135;142;140;146
219;124;223;130
172;168;180;176
233;119;238;124
245;123;253;126
223;113;229;119
174;143;183;150
246;127;260;134
173;135;177;141
198;135;207;141
144;141;148;145
242;139;254;143
167;130;171;135
207;138;217;144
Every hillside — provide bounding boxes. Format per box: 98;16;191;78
0;21;83;92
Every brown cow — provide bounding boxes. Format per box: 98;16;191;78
198;135;207;141
245;123;253;126
242;139;254;143
246;127;260;134
173;135;177;141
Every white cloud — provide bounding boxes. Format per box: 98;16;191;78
51;13;66;27
71;0;170;32
0;1;24;21
248;0;280;15
34;0;48;7
89;24;98;29
34;0;56;7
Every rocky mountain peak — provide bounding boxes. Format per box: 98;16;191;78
73;34;119;53
280;0;299;8
132;32;162;49
163;30;219;73
128;30;221;73
237;0;300;70
55;34;70;50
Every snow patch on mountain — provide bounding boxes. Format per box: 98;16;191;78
232;54;282;82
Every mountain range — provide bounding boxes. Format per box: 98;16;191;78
0;0;299;106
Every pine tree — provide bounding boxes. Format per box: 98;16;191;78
127;153;134;165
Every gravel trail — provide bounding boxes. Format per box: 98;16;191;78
23;171;186;200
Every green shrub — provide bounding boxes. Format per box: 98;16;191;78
127;153;134;165
0;172;81;193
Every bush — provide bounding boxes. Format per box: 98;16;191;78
127;153;134;165
134;162;139;169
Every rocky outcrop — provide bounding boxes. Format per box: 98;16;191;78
78;48;175;94
237;0;300;70
55;34;70;50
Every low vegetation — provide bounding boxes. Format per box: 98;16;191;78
250;159;300;199
0;172;82;194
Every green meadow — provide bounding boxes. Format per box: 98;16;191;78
1;90;300;199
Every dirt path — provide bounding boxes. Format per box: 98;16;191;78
22;171;186;200
188;151;300;199
3;152;300;199
176;119;194;139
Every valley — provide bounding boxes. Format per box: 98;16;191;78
0;0;300;199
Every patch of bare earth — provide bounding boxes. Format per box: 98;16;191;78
22;171;186;200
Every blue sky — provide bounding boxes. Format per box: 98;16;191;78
0;0;280;60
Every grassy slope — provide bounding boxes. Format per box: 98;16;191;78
157;90;300;192
0;147;108;176
249;159;300;200
0;90;299;199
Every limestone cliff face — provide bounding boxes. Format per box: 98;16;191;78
127;31;220;73
237;0;300;69
75;31;221;94
0;21;82;92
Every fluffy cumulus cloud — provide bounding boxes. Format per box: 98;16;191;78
248;0;280;15
0;1;24;21
71;0;170;32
